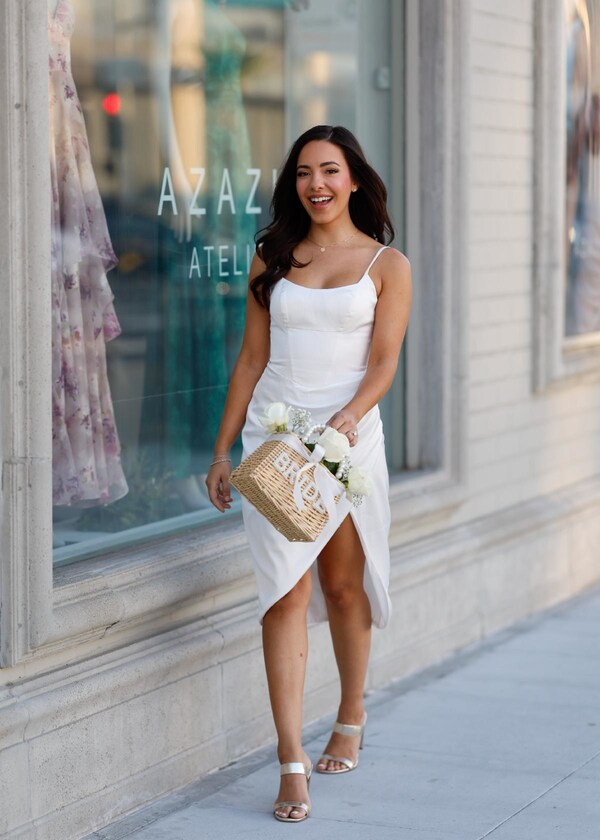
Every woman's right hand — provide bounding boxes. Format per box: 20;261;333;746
205;460;233;512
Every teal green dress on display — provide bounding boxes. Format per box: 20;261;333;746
140;1;256;482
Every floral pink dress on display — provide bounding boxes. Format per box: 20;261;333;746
49;0;128;506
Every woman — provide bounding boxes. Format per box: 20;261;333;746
206;125;412;822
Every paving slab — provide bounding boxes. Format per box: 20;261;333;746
476;752;600;840
88;584;600;840
203;742;560;837
363;687;598;774
109;803;450;840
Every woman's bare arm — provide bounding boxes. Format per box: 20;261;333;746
327;248;412;440
206;252;270;511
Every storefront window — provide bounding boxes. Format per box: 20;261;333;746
564;0;600;336
50;0;400;564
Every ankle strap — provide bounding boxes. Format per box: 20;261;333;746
280;762;307;776
333;714;367;737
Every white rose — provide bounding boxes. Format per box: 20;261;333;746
346;466;373;497
259;402;290;433
317;426;351;462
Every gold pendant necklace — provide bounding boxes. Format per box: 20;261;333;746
306;232;356;253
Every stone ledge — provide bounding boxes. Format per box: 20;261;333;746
40;464;464;668
43;520;258;668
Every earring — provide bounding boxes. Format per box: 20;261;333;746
351;186;358;192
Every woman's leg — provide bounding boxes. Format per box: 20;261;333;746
262;569;313;819
317;514;371;771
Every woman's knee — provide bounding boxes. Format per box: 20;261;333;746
319;576;364;611
266;574;311;618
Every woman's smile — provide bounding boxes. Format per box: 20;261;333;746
308;195;334;209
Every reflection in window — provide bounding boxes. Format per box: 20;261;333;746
565;0;600;336
51;0;362;563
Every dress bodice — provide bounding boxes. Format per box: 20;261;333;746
204;2;247;101
48;0;75;68
48;0;117;274
267;249;386;388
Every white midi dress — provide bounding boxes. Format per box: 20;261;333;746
241;245;392;629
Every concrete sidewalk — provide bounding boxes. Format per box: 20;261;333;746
87;585;600;840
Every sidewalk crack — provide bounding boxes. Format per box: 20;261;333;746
475;748;600;839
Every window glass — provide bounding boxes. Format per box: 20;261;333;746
565;0;600;336
50;0;400;565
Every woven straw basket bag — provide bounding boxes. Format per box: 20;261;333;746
230;433;344;542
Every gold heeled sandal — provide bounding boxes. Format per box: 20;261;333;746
316;712;367;774
273;761;312;823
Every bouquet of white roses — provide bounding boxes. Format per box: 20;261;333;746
259;402;373;507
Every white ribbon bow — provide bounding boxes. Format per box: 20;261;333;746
271;433;339;520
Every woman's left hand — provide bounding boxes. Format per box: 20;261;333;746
326;408;360;448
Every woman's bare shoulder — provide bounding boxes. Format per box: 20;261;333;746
370;246;411;296
379;246;411;276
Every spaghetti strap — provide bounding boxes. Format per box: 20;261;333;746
365;245;390;276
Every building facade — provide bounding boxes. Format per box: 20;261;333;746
1;0;600;837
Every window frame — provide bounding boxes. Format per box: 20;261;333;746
533;0;600;393
393;0;471;521
0;0;471;668
0;0;54;668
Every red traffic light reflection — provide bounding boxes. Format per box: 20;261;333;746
102;92;121;116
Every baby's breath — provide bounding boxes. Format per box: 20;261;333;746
261;402;371;507
288;406;313;439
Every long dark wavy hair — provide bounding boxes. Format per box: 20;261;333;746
251;125;394;308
